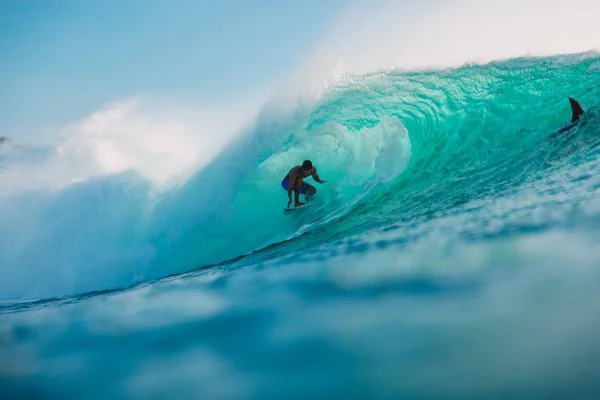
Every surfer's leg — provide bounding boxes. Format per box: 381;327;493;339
294;178;305;206
304;183;316;202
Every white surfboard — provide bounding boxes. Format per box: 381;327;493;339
283;203;311;215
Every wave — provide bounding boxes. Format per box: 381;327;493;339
1;52;599;302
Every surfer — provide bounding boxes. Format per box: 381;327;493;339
282;160;326;208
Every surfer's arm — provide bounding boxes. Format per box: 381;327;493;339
312;169;326;184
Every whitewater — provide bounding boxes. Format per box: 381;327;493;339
2;2;600;398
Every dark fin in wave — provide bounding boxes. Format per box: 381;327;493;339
569;97;584;123
554;98;585;136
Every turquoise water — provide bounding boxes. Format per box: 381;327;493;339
1;53;600;398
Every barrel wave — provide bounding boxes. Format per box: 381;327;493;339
2;52;600;398
1;53;600;301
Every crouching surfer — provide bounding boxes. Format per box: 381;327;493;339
281;160;326;208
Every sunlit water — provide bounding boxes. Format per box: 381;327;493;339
2;54;600;399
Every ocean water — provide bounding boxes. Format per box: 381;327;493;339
2;53;600;399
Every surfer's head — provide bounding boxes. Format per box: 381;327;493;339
302;160;313;173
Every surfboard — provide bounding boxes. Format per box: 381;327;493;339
283;203;311;215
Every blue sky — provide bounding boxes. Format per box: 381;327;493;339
0;0;352;141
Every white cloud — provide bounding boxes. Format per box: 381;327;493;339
0;95;264;195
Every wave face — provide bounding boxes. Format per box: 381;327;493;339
2;53;600;398
1;53;600;301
